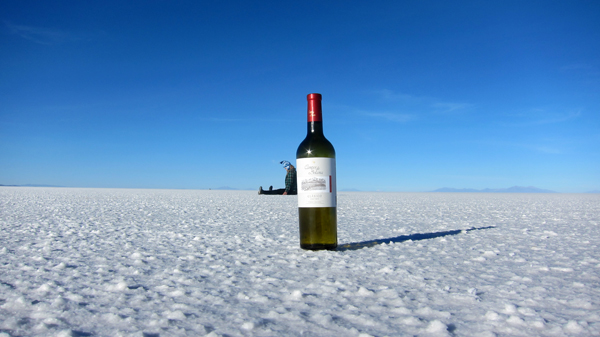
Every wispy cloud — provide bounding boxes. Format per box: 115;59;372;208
527;145;562;154
205;117;247;122
559;63;600;77
477;139;564;154
535;110;581;125
511;141;563;154
360;111;413;123
373;89;422;103
504;109;582;127
4;21;88;45
431;102;474;114
560;63;594;72
370;89;474;115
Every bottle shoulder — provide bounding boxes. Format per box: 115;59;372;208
296;134;336;159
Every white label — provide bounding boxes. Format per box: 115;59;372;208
297;157;336;208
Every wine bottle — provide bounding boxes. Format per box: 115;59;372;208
296;93;337;250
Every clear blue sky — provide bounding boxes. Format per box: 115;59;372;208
1;1;599;192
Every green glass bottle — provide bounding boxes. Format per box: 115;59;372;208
296;93;337;250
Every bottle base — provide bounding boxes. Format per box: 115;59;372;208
300;243;337;251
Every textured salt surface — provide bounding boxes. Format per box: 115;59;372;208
0;187;599;336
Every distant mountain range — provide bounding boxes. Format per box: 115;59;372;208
4;184;596;193
0;184;64;187
432;186;557;193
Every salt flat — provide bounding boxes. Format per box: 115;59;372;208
0;187;598;336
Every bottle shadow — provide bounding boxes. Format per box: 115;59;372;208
336;226;496;251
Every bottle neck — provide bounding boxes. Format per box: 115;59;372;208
307;121;324;135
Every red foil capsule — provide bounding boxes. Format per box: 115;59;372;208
307;93;322;122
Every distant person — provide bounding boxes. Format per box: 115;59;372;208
259;161;297;195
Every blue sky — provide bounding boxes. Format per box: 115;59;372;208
1;1;599;192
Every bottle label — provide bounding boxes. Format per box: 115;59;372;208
296;158;336;208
